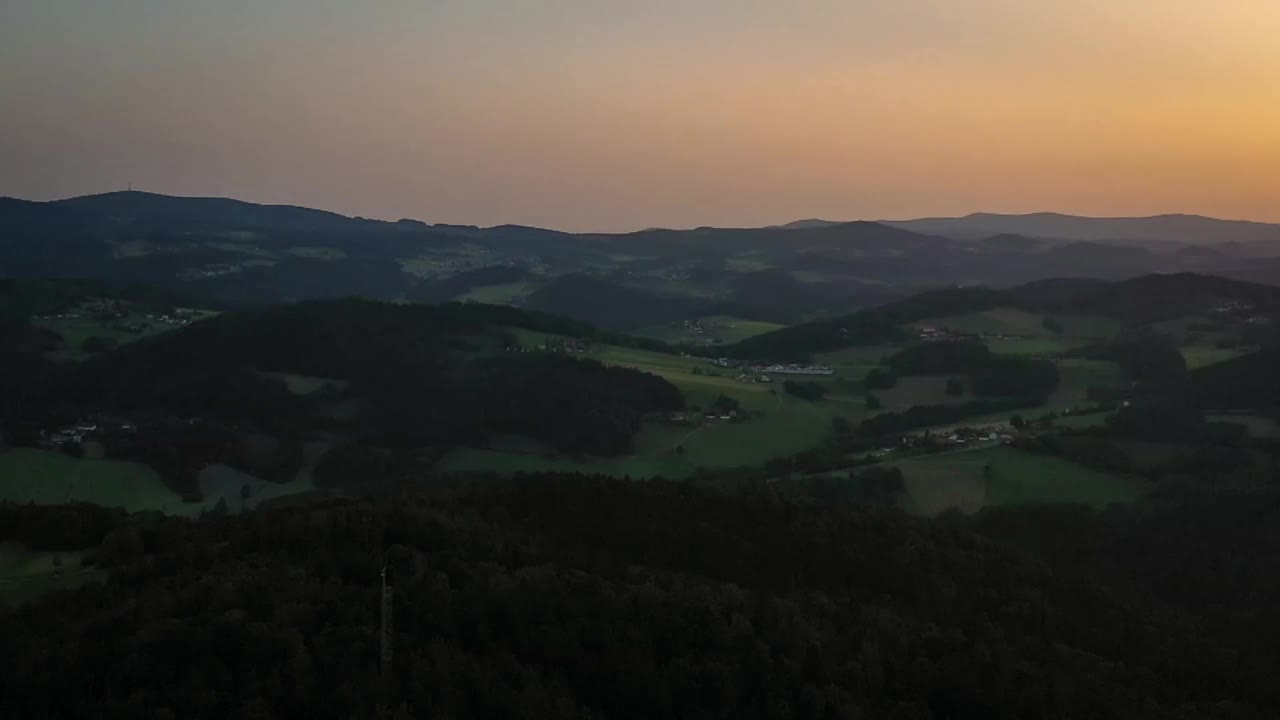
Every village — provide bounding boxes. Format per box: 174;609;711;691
36;416;137;451
706;357;835;384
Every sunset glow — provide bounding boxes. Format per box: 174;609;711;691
4;0;1280;230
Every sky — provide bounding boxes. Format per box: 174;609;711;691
2;0;1279;232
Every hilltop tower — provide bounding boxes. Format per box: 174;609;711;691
380;565;393;677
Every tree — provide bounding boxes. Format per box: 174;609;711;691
865;368;898;390
866;394;882;411
80;335;118;354
784;381;825;402
1042;316;1064;335
712;394;741;413
946;378;964;396
832;416;851;437
1011;414;1026;430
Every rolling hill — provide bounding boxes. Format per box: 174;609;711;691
723;273;1280;360
888;211;1280;246
8;191;1280;319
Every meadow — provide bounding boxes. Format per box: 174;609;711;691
457;281;532;305
0;542;103;607
436;338;864;477
0;445;326;516
889;445;1149;517
633;316;785;345
1208;414;1280;438
0;449;184;513
1181;345;1253;369
911;309;1121;341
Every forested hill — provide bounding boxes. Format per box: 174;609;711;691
8;299;683;460
5;477;1280;718
724;273;1280;360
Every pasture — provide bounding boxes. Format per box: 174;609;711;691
0;444;327;517
1181;345;1252;370
0;449;183;513
985;337;1089;356
437;340;860;477
0;542;103;608
263;372;348;396
457;281;532;305
874;375;970;412
891;445;1148;517
1208;414;1280;438
912;309;1121;341
634;316;785;345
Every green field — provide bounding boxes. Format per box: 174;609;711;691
1208;414;1280;438
875;375;970;412
724;255;775;272
0;446;325;516
34;308;219;361
457;282;532;305
634;316;785;345
437;339;860;477
0;449;185;513
1055;410;1117;429
263;372;348;396
0;542;103;607
890;446;1148;517
1049;359;1127;406
1181;345;1252;369
985;337;1090;356
284;246;346;261
814;345;899;380
912;309;1121;341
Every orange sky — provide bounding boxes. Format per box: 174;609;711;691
2;1;1279;231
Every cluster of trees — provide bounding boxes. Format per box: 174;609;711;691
782;380;825;401
856;397;1034;437
6;475;1280;718
883;341;1060;400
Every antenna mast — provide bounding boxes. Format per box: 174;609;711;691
380;564;393;677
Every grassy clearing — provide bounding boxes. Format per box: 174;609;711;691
437;448;692;479
1209;414;1280;438
34;313;168;356
1181;345;1252;370
634;316;785;346
814;345;900;381
1112;442;1184;472
725;256;775;272
195;458;318;513
1049;360;1126;407
875;375;969;412
913;310;1120;340
0;542;103;607
457;282;531;305
263;372;348;396
0;449;184;513
438;340;857;477
891;446;1148;517
599;344;850;467
0;443;327;517
1055;410;1117;429
285;246;346;260
985;337;1089;356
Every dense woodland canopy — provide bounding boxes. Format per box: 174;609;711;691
3;476;1280;719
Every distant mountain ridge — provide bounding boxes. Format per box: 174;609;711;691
886;212;1280;246
6;190;1280;311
